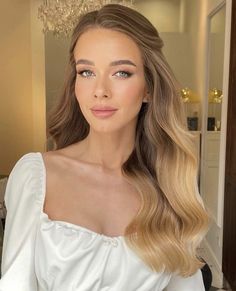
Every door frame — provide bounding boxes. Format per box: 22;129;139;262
222;0;236;288
200;0;232;287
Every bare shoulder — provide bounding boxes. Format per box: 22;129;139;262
41;143;82;171
40;144;86;216
41;149;65;167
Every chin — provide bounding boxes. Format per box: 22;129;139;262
89;123;125;134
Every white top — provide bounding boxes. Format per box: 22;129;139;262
0;152;205;291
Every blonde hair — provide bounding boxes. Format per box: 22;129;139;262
47;4;210;276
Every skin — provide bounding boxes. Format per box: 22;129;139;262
73;27;149;173
43;28;148;235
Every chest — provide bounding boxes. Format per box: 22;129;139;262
44;163;141;237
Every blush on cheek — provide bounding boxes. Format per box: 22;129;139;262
122;89;144;107
75;81;93;101
75;86;84;103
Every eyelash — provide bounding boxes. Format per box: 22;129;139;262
77;69;133;79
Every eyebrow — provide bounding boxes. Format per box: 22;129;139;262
76;59;137;67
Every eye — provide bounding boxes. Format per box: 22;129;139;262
115;71;133;78
77;70;94;78
76;69;133;79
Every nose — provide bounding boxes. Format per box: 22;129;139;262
93;75;110;99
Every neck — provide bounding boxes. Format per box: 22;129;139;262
82;128;136;172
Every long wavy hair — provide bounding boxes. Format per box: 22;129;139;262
47;4;210;276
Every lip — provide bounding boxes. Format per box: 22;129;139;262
91;109;117;118
91;105;117;110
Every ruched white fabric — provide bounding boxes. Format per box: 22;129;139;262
0;152;205;291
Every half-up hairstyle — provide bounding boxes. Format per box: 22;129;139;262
47;3;210;276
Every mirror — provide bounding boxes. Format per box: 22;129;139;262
202;4;226;223
207;5;225;132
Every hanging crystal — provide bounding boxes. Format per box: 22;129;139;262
38;0;136;38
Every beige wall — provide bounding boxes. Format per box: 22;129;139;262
136;0;201;126
136;0;195;89
45;32;69;116
30;0;46;156
0;0;46;175
160;32;195;89
136;0;182;32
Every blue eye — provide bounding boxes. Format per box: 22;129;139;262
76;70;133;79
77;70;94;78
115;71;133;78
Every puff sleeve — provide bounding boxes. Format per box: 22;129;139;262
164;269;205;291
0;153;43;290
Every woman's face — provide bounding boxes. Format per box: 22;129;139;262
74;27;148;133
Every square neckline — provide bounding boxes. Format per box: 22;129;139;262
37;152;124;240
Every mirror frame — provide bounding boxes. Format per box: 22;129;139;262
200;0;232;228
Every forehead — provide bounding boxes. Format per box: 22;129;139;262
74;28;143;64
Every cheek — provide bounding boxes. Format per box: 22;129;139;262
116;81;144;108
75;79;89;105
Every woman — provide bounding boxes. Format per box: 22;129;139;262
0;4;210;290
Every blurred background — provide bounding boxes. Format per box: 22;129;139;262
0;1;235;290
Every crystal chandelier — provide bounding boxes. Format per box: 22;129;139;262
38;0;136;37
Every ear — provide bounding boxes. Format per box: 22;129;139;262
142;97;148;103
142;89;150;103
